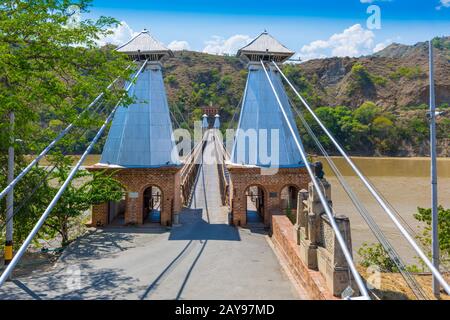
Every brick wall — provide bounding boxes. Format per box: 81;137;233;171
88;166;181;226
227;166;309;226
271;215;337;300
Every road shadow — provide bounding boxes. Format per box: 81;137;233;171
140;238;209;300
169;208;240;241
58;228;164;264
0;263;140;300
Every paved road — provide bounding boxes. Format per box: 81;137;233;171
0;132;302;300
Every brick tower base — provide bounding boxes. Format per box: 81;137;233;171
227;165;310;227
87;166;182;227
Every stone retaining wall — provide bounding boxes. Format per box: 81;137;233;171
271;215;337;300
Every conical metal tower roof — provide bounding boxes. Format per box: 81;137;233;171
99;62;180;168
117;29;173;61
237;31;294;63
230;63;305;168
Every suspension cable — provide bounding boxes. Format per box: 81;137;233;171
0;100;111;231
169;109;182;129
230;74;250;160
272;61;450;295
0;62;135;203
0;59;148;288
260;60;370;299
226;93;244;132
292;101;429;300
172;103;188;129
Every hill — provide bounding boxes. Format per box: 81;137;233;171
161;37;449;156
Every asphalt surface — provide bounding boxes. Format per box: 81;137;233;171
0;132;301;300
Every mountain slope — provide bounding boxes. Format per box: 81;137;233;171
158;37;449;156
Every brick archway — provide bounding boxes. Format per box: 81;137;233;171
227;166;310;227
244;184;268;224
141;185;163;224
88;166;182;227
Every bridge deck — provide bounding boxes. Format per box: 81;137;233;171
0;131;305;300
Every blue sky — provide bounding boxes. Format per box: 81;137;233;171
88;0;450;60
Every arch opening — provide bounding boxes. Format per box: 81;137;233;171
143;186;162;224
245;185;265;224
280;185;299;224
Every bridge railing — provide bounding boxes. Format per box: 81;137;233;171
180;137;207;206
212;130;230;207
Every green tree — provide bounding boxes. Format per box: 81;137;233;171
349;62;373;92
354;101;381;125
0;0;132;247
414;206;450;266
41;155;124;246
358;242;399;273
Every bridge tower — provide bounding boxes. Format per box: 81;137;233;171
227;31;310;227
89;30;182;227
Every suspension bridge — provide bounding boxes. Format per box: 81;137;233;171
0;30;448;300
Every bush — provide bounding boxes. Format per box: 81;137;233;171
354;101;381;125
358;242;399;272
165;74;178;86
414;206;450;266
389;66;423;80
350;63;373;88
349;63;388;92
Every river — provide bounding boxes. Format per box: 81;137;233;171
69;155;449;265
316;157;450;265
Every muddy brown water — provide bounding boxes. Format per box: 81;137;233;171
316;156;450;266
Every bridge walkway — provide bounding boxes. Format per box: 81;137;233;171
0;130;306;300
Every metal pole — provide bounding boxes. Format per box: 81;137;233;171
429;40;440;298
273;61;450;295
4;111;14;267
261;61;370;299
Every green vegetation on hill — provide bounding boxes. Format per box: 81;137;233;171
159;45;449;157
389;66;423;81
163;52;246;130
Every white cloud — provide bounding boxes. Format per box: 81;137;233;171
167;40;191;51
96;21;138;47
203;34;251;55
299;24;381;61
373;39;394;53
373;42;388;53
437;0;450;9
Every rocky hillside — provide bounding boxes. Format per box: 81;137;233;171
160;37;449;156
298;37;450;110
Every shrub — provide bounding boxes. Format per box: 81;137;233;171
414;206;450;266
358;242;399;273
389;66;423;80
